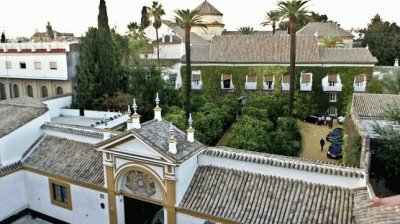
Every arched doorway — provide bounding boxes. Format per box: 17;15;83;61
0;82;5;100
115;165;167;224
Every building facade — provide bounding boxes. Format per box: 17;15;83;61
0;41;79;100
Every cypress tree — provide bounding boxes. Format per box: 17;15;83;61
97;0;118;95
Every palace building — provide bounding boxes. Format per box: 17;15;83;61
1;95;399;224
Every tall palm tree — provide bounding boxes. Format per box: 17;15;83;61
260;10;281;35
171;9;206;117
277;0;310;117
148;1;165;67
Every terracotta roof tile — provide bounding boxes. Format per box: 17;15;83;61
0;97;48;138
203;147;365;178
353;93;400;118
297;22;353;38
181;165;354;224
23;135;104;186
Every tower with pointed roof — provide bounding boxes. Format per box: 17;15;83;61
191;0;224;41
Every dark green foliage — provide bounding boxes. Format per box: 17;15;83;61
361;14;400;65
124;65;182;121
1;32;5;43
342;115;361;167
227;95;301;156
73;0;120;109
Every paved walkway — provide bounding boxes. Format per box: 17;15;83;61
298;120;342;163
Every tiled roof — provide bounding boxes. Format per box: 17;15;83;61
319;48;378;64
193;0;223;16
0;97;48;138
297;22;354;38
201;34;320;64
204;147;364;178
23;135;104;186
181;165;354;224
353;188;400;223
42;123;118;139
353;93;400;118
131;120;205;163
0;161;23;177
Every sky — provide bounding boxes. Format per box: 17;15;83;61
1;0;399;39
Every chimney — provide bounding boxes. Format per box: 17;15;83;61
187;113;195;142
126;105;133;130
168;123;177;154
131;98;141;129
154;93;162;121
103;127;111;140
46;44;51;52
395;58;399;67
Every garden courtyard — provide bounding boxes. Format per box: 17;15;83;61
298;120;342;163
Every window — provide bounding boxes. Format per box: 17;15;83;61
329;93;337;102
50;62;57;70
34;62;42;70
13;84;19;98
19;62;26;69
56;87;63;95
41;86;48;98
5;61;12;69
27;85;33;97
49;179;72;210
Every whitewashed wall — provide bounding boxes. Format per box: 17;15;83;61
0;54;69;80
176;212;207;224
0;171;27;221
0;112;50;165
175;155;198;204
199;154;366;189
43;96;72;118
25;172;109;224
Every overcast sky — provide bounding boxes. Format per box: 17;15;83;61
1;0;399;38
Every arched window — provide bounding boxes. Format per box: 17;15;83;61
41;86;48;98
56;86;63;95
13;84;19;98
0;82;6;100
27;85;33;97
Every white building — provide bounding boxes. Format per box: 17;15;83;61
1;95;399;224
0;41;80;100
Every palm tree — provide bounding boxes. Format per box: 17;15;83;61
277;0;310;117
260;10;281;35
171;9;206;117
238;26;255;35
320;36;344;48
147;1;165;67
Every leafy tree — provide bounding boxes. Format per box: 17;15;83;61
373;103;400;189
261;10;281;35
320;36;344;48
148;1;165;67
277;0;310;117
171;9;206;117
361;14;400;65
1;32;5;43
237;26;255;35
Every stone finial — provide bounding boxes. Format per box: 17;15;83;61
168;122;177;154
132;98;137;114
131;98;141;129
154;93;162;121
187;113;195;143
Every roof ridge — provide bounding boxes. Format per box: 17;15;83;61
204;147;365;178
